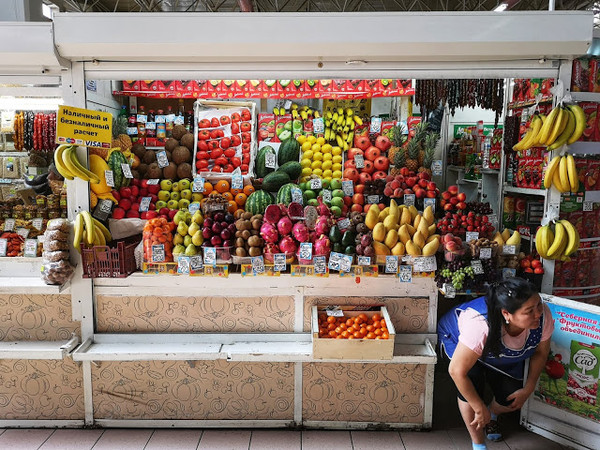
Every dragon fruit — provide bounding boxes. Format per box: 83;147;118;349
314;215;331;236
264;204;282;224
316;197;330;217
292;222;310;243
264;242;280;255
279;235;298;254
277;216;293;236
313;234;331;256
260;222;279;243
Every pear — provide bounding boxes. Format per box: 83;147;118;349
185;243;197;256
378;209;390;222
400;207;412;226
389;199;399;218
399;224;411;245
373;223;386;242
192;230;204;247
177;221;189;236
184;235;193;248
192;210;204;225
383;214;399;232
188;222;201;237
408;205;418;221
423;205;435;226
173;210;187;225
173;234;184;246
406;240;422;256
417;219;430;239
422;239;440;256
413;214;421;229
505;230;521;246
365;207;380;230
493;232;505;246
173;244;185;256
413;230;426;248
501;228;511;242
372;241;391;256
384;229;399;249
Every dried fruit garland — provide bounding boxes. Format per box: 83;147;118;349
415;79;505;126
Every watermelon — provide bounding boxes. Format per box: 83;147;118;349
277;161;302;180
276;183;305;206
255;145;277;179
278;138;300;166
107;150;130;189
245;190;275;215
262;171;290;192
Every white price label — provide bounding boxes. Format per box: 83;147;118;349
370;117;382;133
325;307;344;317
310;178;322;190
273;253;286;272
337;218;351;231
385;255;399;273
32;218;44;231
424;198;436;213
0;238;6;256
23;239;37;257
340;255;353;273
127;127;138;136
399;265;413;283
147;179;160;185
488;214;498;228
145;122;156;130
299;242;313;261
358;256;372;266
188;202;200;214
190;255;203;271
121;163;133;179
413;256;437;272
156;151;169;169
313;118;324;133
328;252;342;271
480;247;492;260
136;114;147;123
466;232;479;243
354;154;365;169
283;100;293;110
403;194;415;207
342;180;354;196
155;115;166;124
177;256;190;274
174;115;185;126
192;177;205;192
151;244;165;262
265;152;276;169
503;245;517;255
231;173;243;190
251;255;265;274
204;247;217;266
503;268;517;279
443;283;456;298
291;187;303;205
94;199;113;221
16;228;30;239
3;218;15;232
367;195;379;205
583;202;593;212
322;189;332;203
432;160;443;176
471;260;485;275
139;197;152;212
314;256;327;274
105;170;115;187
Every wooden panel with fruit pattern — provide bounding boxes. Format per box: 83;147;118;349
303;296;429;333
95;295;295;333
302;362;425;423
0;359;84;420
0;294;80;341
92;360;295;420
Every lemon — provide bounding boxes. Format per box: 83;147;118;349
301;167;312;177
297;135;306;145
300;176;310;183
332;147;342;156
303;150;314;160
307;135;317;144
300;158;312;168
316;137;326;146
301;141;312;152
332;170;343;179
311;160;322;170
312;168;323;177
323;169;333;179
332;163;342;171
332;155;343;164
322;153;333;162
322;160;333;171
313;152;323;161
311;143;321;153
321;144;333;153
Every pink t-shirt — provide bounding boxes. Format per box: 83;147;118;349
457;303;554;356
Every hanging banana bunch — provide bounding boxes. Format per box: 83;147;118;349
535;219;580;262
54;144;101;184
324;107;361;151
543;153;580;193
73;211;112;251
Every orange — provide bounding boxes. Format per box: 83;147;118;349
372;313;382;322
327;316;336;324
227;200;237;213
235;193;247;206
243;184;255;196
215;180;230;193
203;182;213;194
231;188;242;195
222;192;233;201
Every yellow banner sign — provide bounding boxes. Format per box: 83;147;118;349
56;105;112;149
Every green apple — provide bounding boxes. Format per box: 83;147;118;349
192;193;203;202
170;191;181;202
171;182;181;192
179;179;191;190
331;205;342;217
307;198;319;207
330;179;343;190
180;189;192;201
156;200;167;210
167;199;179;210
158;190;171;201
160;180;172;191
331;197;344;209
332;189;344;198
178;199;190;209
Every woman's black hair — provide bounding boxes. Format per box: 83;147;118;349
482;277;538;357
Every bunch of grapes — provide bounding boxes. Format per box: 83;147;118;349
436;262;476;291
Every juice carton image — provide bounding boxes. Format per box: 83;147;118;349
567;341;600;406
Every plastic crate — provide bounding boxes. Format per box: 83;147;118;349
81;235;140;278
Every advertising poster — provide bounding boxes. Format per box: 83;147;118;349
535;300;600;423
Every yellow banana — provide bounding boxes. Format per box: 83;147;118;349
560;219;580;256
314;111;320;119
354;116;363;126
345;116;354;127
92;218;112;242
566;154;579;192
546;108;568;146
326;111;332;120
513;129;532;151
535;226;553;259
544;156;561;189
567;104;586;144
68;147;101;184
80;211;95;245
548;109;575;151
559;155;570;193
96;192;118;203
61;146;91;183
553;169;567;193
524;116;543;150
332;112;338;123
94;226;106;246
53;145;75;180
547;222;567;259
337;115;344;126
336;135;344;148
538;106;560;145
73;213;84;252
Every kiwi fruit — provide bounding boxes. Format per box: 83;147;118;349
164;138;179;152
172;146;191;165
143;150;156;165
176;162;192;179
180;133;194;151
146;163;162;179
163;162;178;180
172;124;187;141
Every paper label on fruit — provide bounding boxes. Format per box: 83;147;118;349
354;154;365;169
432;160;443;176
471;260;484;275
0;239;7;257
480;247;492;260
265;152;276;169
503;245;517;255
147;179;160;185
16;228;30;239
358;256;371;266
413;256;437;272
139;197;151;212
188;202;200;214
3;218;15;232
583;202;593;212
156;151;169;169
502;268;516;279
321;189;331;203
231;172;243;190
313;118;324;133
342;180;354;196
121;163;133;179
177;256;190;274
105;170;115;187
385;256;399;274
466;232;479;243
399;265;412;283
328;252;342;271
24;239;37;257
93;199;113;221
151;244;165;263
443;283;456;298
314;256;327;274
192;177;205;192
424;198;436;213
32;218;43;231
190;255;203;271
310;178;322;190
273;253;286;272
367;195;379;204
251;256;265;274
403;194;415;206
370;117;382;134
337;218;351;231
299;243;313;261
291;187;303;205
204;247;217;266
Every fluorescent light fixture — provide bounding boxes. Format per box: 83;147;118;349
494;3;508;11
0;96;63;111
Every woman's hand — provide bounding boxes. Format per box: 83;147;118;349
470;406;491;429
506;387;533;410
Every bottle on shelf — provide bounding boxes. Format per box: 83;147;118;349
175;99;185;126
185;110;193;132
137;105;146;143
165;105;174;138
146;109;156;141
128;105;138;141
156;108;166;142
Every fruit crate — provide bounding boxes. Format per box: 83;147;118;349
311;305;395;360
80;235;141;278
142;261;178;274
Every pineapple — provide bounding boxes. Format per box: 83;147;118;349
390;145;406;176
406;138;420;173
419;132;439;177
412;121;428;167
388;123;407;165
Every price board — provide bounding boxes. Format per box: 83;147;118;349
156;151;169;168
310;178;322;190
147;179;160;185
151;244;165;263
358;256;371;266
299;242;313;261
403;194;415;207
399;265;413;282
503;268;516;279
93;199;113;221
273;253;286;272
342;180;354;196
471;259;484;275
339;254;353;273
204;247;217;266
413;256;437;272
105;170;115;187
231;171;243;190
314;256;327;274
188;202;200;214
480;247;492;260
367;195;379;205
322;189;331;203
328;252;342;271
190;255;203;272
385;256;399;274
291;187;304;205
0;238;7;257
432;160;443;176
265;152;276;169
23;239;38;257
354;154;365;169
32;218;44;231
251;255;265;274
16;228;30;239
121;163;133;179
337;218;351;231
139;197;152;212
424;198;436;213
3;218;15;232
503;245;517;255
466;232;479;243
192;177;205;192
443;283;456;298
177;256;191;274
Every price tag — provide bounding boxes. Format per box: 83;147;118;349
265;152;276;169
583;202;593;212
337;218;351;231
370;117;382;133
325;307;344;317
177;256;190;274
189;202;200;214
313;117;324;134
502;268;516;279
367;195;379;205
93;199;113;221
283;99;292;110
403;194;415;207
354;154;365;169
32;218;44;231
156;151;169;169
145;122;156;130
443;283;456;298
3;218;15;232
358;256;371;266
151;244;165;263
291;187;303;205
328;252;342;271
299;243;313;261
471;260;485;275
503;245;517;255
192;177;205;192
385;255;399;274
432;160;443;176
466;232;479;243
413;256;437;272
488;214;498;229
105;170;115;187
136;114;147;123
251;256;265;274
399;265;413;282
155;115;165;124
480;247;492;260
121;163;133;179
314;256;327;274
23;239;38;257
321;189;332;203
16;228;30;239
204;247;217;266
139;197;152;212
127;127;138;136
273;253;286;272
310;178;322;190
147;179;160;185
190;255;203;271
231;172;243;190
342;180;354;196
0;238;6;256
424;198;436;213
340;255;353;273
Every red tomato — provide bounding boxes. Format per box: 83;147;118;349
220;137;231;149
220;115;231;125
210;117;220;127
198;130;210;140
196;151;210;160
231;135;241;147
224;148;236;158
210;148;223;159
241;122;252;132
231;123;240;134
198;119;211;128
231;157;242;167
197;140;208;151
231;112;241;123
242;132;251;143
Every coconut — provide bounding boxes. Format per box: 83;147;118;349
131;143;146;159
176;163;192;179
172;146;191;165
163;162;178;180
172;124;187;141
180;133;194;151
131;169;140;179
137;163;148;176
143;150;156;165
146;163;162;179
164;138;179;152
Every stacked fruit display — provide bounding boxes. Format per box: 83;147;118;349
198;210;236;262
73;211;112;248
172;209;205;258
383;171;438;200
233;210;264;259
298;135;343;182
535;219;580;261
543;154;580;194
294;178;348;217
324;107;363;150
492;228;523;249
346;212;373;258
389;121;438;178
436;211;495;238
344;135;391;183
317;312;390;340
260;202;314;261
440;185;467;211
143;218;175;263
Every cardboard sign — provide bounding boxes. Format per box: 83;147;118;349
265;152;276;169
404;194;415;207
314;256;327;274
177;256;190;274
354;154;365;169
273;253;286;272
139;197;152;212
93;199;113;221
291;187;303;205
480;247;492;259
56;105;112;149
310;178;322;190
16;228;30;239
156;151;169;168
204;247;217;266
32;218;44;231
471;259;485;275
413;256;437;272
443;283;456;298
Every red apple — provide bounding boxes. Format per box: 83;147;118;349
457;202;467;210
126;210;139;218
418;179;428;188
456;192;467;202
112;207;125;219
427;182;437;191
448;185;459;195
